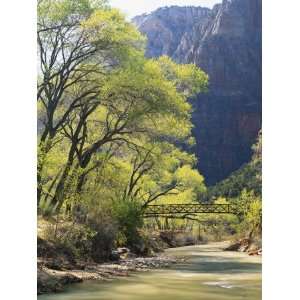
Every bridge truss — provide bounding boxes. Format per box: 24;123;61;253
143;203;238;217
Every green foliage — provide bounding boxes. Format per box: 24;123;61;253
156;56;209;97
37;0;210;257
233;190;262;237
37;0;261;256
204;131;262;200
205;161;261;200
112;199;143;247
194;132;262;241
247;199;262;231
38;0;107;23
43;220;97;259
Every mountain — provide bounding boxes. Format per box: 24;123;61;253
133;0;262;185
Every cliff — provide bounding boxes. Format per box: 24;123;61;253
133;0;262;185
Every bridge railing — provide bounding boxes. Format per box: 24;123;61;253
143;203;238;217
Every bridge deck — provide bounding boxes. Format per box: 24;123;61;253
143;203;237;217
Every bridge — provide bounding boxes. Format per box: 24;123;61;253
143;203;238;217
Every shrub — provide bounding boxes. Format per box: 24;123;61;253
85;202;119;263
43;220;96;260
112;199;143;248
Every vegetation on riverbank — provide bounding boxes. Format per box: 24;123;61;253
37;217;187;295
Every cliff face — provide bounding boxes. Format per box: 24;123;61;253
133;0;262;185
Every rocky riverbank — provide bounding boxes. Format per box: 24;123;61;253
224;238;262;256
37;236;261;295
37;252;182;295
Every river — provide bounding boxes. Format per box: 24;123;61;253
39;242;262;300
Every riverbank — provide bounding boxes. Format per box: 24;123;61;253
37;237;261;295
38;242;262;300
224;237;262;256
37;216;261;295
37;228;189;295
37;218;200;295
38;252;183;295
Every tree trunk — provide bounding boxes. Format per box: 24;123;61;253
37;137;53;208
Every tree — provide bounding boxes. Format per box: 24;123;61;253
41;60;207;212
37;1;209;222
37;0;145;204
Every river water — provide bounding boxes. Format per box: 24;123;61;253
39;242;262;300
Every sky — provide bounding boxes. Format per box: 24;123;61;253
109;0;220;19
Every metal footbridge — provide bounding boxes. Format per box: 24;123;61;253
143;203;238;217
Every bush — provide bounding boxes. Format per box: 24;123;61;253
89;218;118;262
85;203;119;263
112;199;143;248
42;220;96;260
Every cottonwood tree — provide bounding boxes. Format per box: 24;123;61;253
123;142;206;209
37;0;145;205
37;1;209;217
49;57;207;212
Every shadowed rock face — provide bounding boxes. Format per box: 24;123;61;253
133;0;261;185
